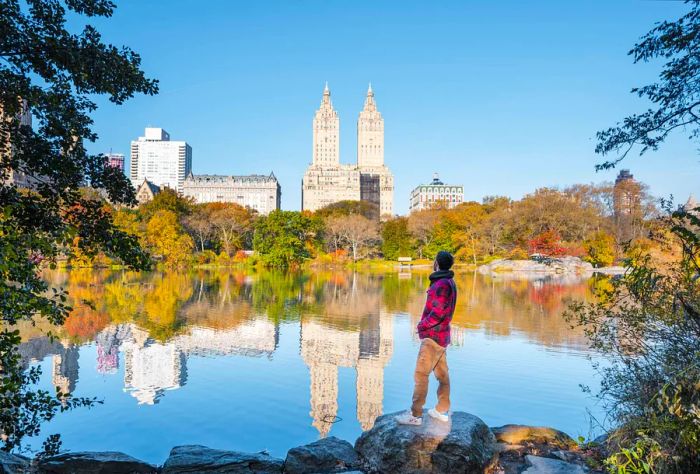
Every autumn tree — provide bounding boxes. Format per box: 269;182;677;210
449;201;487;265
527;229;566;257
0;0;156;453
209;203;255;255
183;205;214;252
583;230;616;267
326;214;379;262
145;210;193;267
407;210;439;259
569;2;700;470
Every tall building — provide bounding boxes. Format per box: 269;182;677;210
105;152;125;172
302;84;394;217
409;173;464;212
130;127;192;193
1;99;39;189
613;169;644;242
357;85;394;215
182;172;281;215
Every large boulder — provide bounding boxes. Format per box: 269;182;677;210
37;451;156;473
491;425;576;450
522;455;588;473
284;436;360;473
355;411;496;474
162;445;283;473
0;451;30;474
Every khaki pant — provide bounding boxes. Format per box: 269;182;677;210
411;337;450;418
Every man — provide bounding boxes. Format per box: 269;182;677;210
396;250;457;425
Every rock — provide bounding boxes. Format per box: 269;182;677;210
522;455;588;473
549;450;576;463
162;445;283;473
284;437;360;474
38;451;156;473
478;257;596;276
0;451;30;474
355;410;496;474
491;425;576;450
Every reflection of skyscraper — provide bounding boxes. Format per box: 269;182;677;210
123;329;187;405
52;343;80;396
96;326;121;374
104;319;279;405
301;309;393;436
309;363;339;437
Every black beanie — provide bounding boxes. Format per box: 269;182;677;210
436;251;454;270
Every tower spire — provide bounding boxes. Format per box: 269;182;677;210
367;82;373;96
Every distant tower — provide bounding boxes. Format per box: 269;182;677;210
613;169;643;241
357;83;384;168
613;169;640;217
312;83;340;167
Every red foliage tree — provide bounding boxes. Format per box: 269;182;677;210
527;229;566;256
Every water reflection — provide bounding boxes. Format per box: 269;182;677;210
16;268;599;444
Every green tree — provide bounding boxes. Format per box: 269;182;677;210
253;210;320;268
0;0;156;453
381;217;414;260
139;187;192;220
315;200;379;220
569;2;700;471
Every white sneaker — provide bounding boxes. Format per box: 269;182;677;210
428;408;449;422
395;411;422;426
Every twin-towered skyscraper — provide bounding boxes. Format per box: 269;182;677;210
302;84;394;217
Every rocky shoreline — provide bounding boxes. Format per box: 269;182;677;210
478;257;625;277
1;411;606;474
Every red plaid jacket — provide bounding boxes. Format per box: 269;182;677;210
417;277;457;347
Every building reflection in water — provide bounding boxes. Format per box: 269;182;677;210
300;272;394;436
93;319;281;405
16;268;598;436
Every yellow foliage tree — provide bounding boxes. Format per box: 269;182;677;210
145;210;194;267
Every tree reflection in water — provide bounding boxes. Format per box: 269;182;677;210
16;268;599;434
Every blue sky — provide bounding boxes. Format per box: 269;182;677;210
86;0;699;214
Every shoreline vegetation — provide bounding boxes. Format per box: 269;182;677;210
66;178;673;273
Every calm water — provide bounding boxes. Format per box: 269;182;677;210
18;268;605;462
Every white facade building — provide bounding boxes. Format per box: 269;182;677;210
182;173;281;215
409;173;464;212
130;128;192;193
302;84;394;217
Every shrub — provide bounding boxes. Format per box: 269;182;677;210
584;231;616;267
507;247;529;260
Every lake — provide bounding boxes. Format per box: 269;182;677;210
18;268;605;463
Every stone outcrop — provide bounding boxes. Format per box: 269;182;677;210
0;451;30;474
37;451;156;473
284;436;360;473
491;425;600;474
522;454;589;473
478;257;595;275
10;418;605;474
491;425;576;450
161;445;284;473
355;411;496;473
